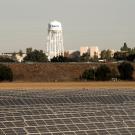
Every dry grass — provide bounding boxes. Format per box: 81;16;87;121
0;82;135;90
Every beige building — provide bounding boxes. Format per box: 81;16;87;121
80;46;100;58
80;46;89;56
89;46;100;58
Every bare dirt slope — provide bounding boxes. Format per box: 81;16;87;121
7;63;117;81
3;63;135;82
9;63;95;81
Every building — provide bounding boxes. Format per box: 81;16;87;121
80;46;89;56
80;46;100;58
89;46;100;58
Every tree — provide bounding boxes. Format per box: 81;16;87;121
81;68;95;80
18;50;23;57
111;68;119;78
106;50;112;60
100;50;112;60
93;52;99;62
95;65;112;81
118;62;134;80
80;52;90;62
69;51;80;62
114;51;128;61
51;56;67;62
26;48;32;54
129;47;135;55
121;42;131;52
0;56;15;62
24;48;48;62
127;54;135;62
10;52;16;62
100;50;106;59
0;64;13;81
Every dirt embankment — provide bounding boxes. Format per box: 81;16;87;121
8;63;93;82
6;63;135;82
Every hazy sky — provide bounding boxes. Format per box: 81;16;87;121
0;0;135;53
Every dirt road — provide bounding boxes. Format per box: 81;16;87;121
0;82;134;90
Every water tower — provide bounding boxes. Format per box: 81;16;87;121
46;20;64;60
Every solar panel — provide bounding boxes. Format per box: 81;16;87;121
2;128;17;135
57;124;69;132
75;130;88;135
117;128;131;134
0;88;135;135
86;130;98;135
107;129;121;135
25;127;39;134
36;126;49;133
96;129;109;135
14;128;27;135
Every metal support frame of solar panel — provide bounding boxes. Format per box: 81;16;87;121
0;89;135;135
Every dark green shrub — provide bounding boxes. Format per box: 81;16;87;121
0;64;13;82
51;56;67;62
118;62;134;80
111;68;119;78
0;56;15;62
81;68;95;80
95;65;112;81
24;49;48;62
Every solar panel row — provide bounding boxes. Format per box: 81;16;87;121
0;89;135;135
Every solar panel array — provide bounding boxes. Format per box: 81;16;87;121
0;89;135;135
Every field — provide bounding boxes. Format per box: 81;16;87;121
0;81;135;90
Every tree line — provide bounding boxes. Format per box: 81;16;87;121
81;62;134;81
0;42;135;63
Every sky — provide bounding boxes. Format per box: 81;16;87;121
0;0;135;53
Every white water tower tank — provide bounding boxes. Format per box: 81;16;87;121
46;20;64;60
48;21;62;31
